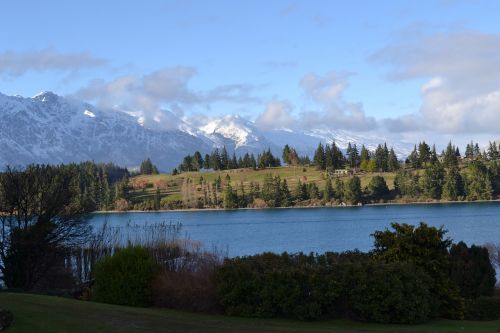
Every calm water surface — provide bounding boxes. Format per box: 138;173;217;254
89;202;500;257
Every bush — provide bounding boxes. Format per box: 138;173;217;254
216;252;341;320
93;246;158;307
465;297;500;320
347;262;433;324
450;242;496;299
0;309;13;331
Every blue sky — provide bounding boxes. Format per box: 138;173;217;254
1;0;500;144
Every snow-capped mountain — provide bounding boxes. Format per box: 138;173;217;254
0;92;210;171
0;92;413;170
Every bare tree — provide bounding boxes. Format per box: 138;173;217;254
0;165;91;290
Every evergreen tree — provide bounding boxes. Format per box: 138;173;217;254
333;177;344;200
192;151;203;170
418;141;431;166
443;142;459;168
464;161;493;200
223;184;238;209
368;176;389;197
420;161;445;199
388;148;399;172
344;176;362;204
313;143;326;170
346;143;360;168
442;166;464;201
221;147;229;170
323;177;334;201
281;179;292;207
282;144;291;164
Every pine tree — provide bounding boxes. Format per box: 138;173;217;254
420;161;445;199
203;153;211;169
443;142;459;168
388;148;399;172
344;176;362;204
418;141;431;166
221;146;229;170
333;177;344;201
323;177;334;201
282;144;291;164
313;143;326;170
442;166;464;201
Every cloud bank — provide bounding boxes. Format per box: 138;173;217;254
373;30;500;135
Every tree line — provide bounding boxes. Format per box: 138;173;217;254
176;147;280;173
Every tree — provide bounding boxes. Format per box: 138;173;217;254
192;151;203;170
394;170;420;198
443;142;459;168
464;161;492;200
368;176;389;197
282;145;291;164
333;177;344;201
313;143;326;170
420;162;445;199
346;143;360;168
388;148;399;172
372;223;464;319
323;177;334;201
449;242;496;299
442;166;464;201
221;147;229;170
418;141;431;166
344;176;362;204
0;165;91;290
223;184;238;209
140;158;158;175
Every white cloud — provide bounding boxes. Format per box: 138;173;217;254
255;100;294;130
0;48;106;76
374;30;500;135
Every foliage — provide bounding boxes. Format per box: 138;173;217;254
344;176;362;204
0;165;92;290
348;262;433;324
140;158;159;175
93;246;158;307
449;242;496;299
464;297;500;321
372;223;464;319
367;176;389;197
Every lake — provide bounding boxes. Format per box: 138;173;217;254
88;202;500;257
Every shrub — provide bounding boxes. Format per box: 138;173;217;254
450;242;496;299
93;246;158;307
465;297;500;320
0;309;13;331
347;262;433;324
216;252;341;320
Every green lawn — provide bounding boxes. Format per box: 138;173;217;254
1;293;500;333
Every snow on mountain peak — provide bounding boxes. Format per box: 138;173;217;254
32;91;59;103
199;115;257;148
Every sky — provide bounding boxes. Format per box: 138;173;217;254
1;0;500;147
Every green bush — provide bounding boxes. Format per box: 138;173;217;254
465;297;500;320
347;262;433;324
216;252;341;320
93;246;158;307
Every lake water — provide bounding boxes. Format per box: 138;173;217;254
89;202;500;257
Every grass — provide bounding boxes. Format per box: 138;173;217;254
129;166;398;206
2;292;500;333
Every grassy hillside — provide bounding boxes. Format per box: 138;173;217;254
2;292;500;333
128;166;398;208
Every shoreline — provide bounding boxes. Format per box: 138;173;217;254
92;198;500;214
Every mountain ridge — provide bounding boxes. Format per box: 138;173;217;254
0;91;413;170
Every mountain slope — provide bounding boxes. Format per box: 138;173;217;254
0;92;210;170
0;92;414;170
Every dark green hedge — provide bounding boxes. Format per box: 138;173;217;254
216;252;436;323
465;297;500;320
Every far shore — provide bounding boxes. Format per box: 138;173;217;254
92;198;500;214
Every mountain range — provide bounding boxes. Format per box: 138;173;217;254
0;92;413;171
